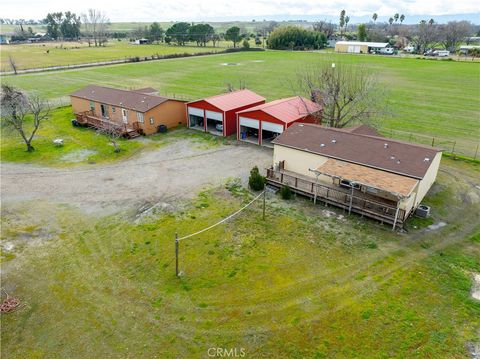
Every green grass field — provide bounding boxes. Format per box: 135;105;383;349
1;159;479;358
0;107;230;167
0;40;248;71
2;51;479;157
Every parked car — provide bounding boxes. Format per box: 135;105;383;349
433;50;450;57
403;46;416;53
215;123;223;132
379;47;395;55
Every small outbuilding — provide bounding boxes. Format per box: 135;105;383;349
186;90;265;137
335;41;390;54
235;96;322;147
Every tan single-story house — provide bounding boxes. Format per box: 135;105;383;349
70;85;187;137
335;41;391;54
266;123;442;228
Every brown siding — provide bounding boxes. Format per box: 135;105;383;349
71;96;186;135
142;100;186;135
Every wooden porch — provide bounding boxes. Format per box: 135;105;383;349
74;110;140;139
266;167;407;228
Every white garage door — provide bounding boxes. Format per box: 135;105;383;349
239;116;259;129
188;107;204;117
205;110;222;121
262;121;283;133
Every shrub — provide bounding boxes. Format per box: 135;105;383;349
248;166;265;191
280;185;293;200
267;26;327;50
242;39;250;49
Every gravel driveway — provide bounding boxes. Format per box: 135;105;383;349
1;138;272;214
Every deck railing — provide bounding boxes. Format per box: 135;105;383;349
75;111;139;137
266;167;406;227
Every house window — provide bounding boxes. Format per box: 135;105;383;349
100;104;109;118
136;112;144;123
149;117;154;125
89;101;95;111
112;107;116;113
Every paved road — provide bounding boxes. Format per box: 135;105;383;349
1;139;273;214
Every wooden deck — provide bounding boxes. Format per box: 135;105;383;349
266;167;406;228
74;110;140;139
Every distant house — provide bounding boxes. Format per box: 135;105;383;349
0;35;9;44
266;123;442;228
335;41;391;54
459;45;480;55
70;85;187;137
134;38;149;45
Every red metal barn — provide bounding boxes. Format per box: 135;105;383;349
186;90;265;137
236;97;322;147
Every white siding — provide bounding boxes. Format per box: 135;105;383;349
273;145;329;178
414;152;442;207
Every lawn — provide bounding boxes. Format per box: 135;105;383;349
2;50;479;157
0;40;246;72
1;158;479;358
0;106;230;167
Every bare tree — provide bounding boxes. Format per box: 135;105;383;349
313;20;335;39
412;20;440;54
1;84;50;152
81;9;109;47
439;21;473;52
96;121;122;152
296;62;387;128
8;56;17;74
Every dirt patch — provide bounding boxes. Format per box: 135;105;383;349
472;273;480;301
426;221;447;231
1;138;272;215
60;149;97;163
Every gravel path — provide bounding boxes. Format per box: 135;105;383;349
1;139;272;214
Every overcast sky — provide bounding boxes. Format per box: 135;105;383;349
3;0;479;22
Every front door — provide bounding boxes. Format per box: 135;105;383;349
100;104;108;118
121;109;128;124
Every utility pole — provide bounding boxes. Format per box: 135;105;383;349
263;190;266;220
175;233;179;277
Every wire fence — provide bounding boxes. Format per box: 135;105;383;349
385;128;479;159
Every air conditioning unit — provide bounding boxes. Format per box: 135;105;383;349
415;204;431;218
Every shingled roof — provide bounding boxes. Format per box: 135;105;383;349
70;85;181;113
272;123;442;179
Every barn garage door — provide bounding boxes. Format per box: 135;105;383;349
239;117;259;129
205;110;222;121
262;121;283;133
188;107;204;117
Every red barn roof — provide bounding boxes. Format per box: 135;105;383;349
237;96;322;124
188;89;265;112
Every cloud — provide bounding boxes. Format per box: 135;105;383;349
2;0;479;21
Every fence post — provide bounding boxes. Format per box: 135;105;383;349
431;137;435;147
475;144;479;160
451;141;456;154
175;233;179;277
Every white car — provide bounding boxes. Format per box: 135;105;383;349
215;123;223;132
433;50;450;57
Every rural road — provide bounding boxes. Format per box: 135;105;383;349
1;139;272;214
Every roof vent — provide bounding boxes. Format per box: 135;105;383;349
384;143;389;149
331;139;337;144
424;157;430;162
390;155;395;160
320;143;325;147
397;160;401;164
299;124;304;127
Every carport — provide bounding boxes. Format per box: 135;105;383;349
186;90;265;137
236;97;322;147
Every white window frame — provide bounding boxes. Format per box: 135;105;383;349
149;117;154;125
136;112;144;123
